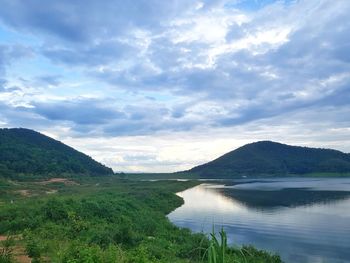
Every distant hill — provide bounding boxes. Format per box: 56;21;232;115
190;141;350;178
0;128;113;178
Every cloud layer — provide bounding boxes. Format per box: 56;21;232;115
0;0;349;171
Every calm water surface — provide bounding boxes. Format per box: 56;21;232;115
167;178;350;263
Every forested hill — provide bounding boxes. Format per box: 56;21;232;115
0;128;113;178
190;141;350;178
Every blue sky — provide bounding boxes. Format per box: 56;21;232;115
0;0;349;172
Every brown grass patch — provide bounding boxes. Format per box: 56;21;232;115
13;246;31;263
0;236;31;263
15;190;31;197
37;177;78;186
46;189;58;194
15;254;32;263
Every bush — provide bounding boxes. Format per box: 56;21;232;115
25;236;42;262
60;242;125;263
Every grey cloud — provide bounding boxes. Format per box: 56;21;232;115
36;75;62;86
0;45;32;96
206;0;350;125
32;99;126;125
0;102;53;130
102;118;200;136
101;104;196;136
0;79;7;91
6;86;22;92
311;83;350;108
93;65;177;91
43;40;134;66
171;104;188;119
124;105;169;121
0;44;32;74
27;97;199;136
0;0;220;72
0;0;204;42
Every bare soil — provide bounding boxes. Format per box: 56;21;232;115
37;177;78;185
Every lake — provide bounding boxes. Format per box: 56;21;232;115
167;178;350;263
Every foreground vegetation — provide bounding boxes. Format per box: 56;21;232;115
0;177;282;262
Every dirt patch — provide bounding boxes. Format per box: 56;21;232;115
0;235;21;242
0;236;31;263
37;177;78;186
46;189;58;194
15;190;31;197
13;246;31;263
15;254;32;263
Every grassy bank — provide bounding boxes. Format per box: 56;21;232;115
0;177;282;262
115;172;199;180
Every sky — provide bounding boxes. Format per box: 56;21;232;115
0;0;349;172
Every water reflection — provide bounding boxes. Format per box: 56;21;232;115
220;188;350;210
168;179;350;263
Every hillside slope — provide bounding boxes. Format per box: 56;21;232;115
190;141;350;178
0;128;113;178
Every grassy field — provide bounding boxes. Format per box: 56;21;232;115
0;176;282;263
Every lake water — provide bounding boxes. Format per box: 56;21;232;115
167;178;350;263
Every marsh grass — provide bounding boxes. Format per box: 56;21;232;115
202;227;282;263
206;228;227;263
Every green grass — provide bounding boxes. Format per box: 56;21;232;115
206;228;227;263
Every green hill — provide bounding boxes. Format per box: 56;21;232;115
0;128;113;178
190;141;350;178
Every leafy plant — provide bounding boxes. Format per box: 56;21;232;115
204;228;227;263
